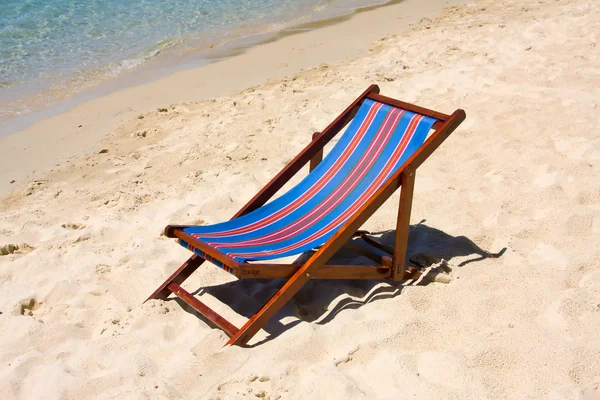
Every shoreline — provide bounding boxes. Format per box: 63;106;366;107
0;0;401;132
0;0;461;196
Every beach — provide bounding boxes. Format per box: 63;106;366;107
1;0;600;398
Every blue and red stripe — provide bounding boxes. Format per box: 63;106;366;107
181;99;436;266
209;107;406;250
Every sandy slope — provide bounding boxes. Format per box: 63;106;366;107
1;0;599;398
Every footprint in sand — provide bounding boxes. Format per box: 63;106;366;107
579;270;600;297
14;297;40;316
510;239;569;270
61;223;85;230
24;179;47;196
0;243;33;256
211;374;277;400
542;285;596;329
95;264;111;275
566;214;593;236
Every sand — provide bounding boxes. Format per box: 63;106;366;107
1;0;600;398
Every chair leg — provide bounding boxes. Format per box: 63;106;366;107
391;168;416;281
145;255;205;301
226;261;325;346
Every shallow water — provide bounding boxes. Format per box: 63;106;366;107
0;0;389;122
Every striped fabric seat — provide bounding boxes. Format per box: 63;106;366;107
179;98;436;265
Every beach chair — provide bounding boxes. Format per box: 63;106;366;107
146;85;466;346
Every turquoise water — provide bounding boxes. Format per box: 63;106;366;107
0;0;387;120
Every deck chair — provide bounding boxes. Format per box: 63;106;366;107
146;85;466;346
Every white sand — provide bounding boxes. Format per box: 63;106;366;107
1;0;600;398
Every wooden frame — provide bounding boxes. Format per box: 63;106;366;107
145;85;466;346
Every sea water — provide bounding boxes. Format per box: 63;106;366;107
0;0;390;122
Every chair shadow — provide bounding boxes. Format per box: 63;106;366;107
177;221;506;347
379;219;507;268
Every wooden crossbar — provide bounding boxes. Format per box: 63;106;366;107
357;233;395;255
237;264;391;279
168;282;239;337
367;93;450;128
343;239;393;267
146;255;204;301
